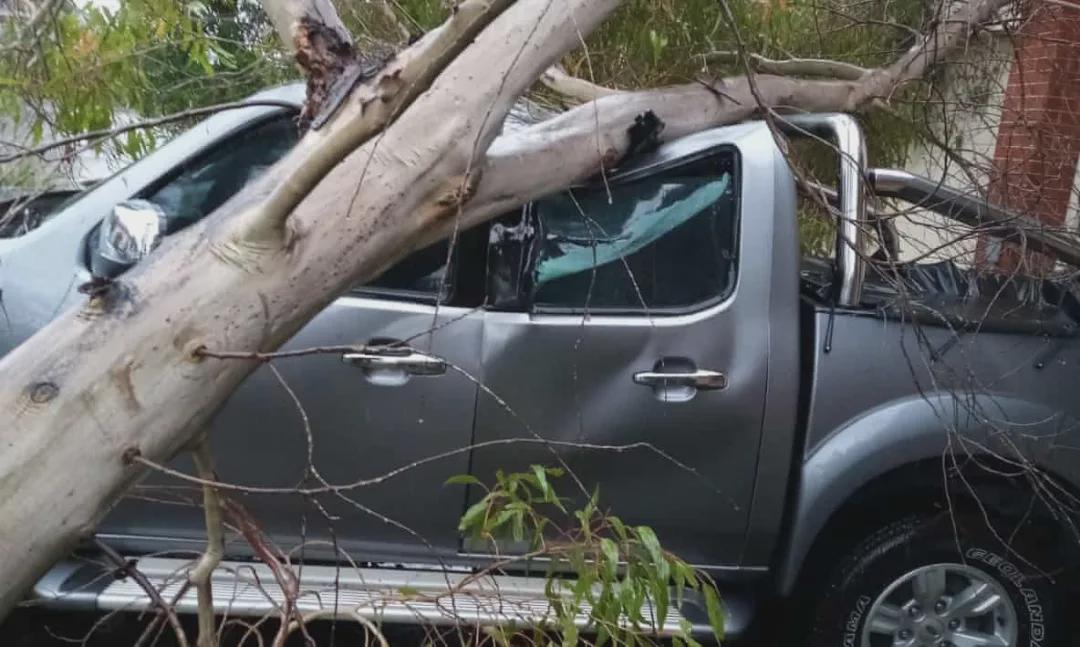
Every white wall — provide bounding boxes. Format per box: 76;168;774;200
891;35;1014;266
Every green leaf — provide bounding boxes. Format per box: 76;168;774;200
599;538;620;580
703;586;725;642
511;510;525;542
650;579;669;631
678;618;703;647
636;526;668;579
608;516;628;542
491;507;517;532
560;606;579;647
444;474;482;487
531;464;551;496
458;499;488;533
596;625;611;647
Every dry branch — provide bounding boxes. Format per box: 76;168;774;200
94;539;190;647
190;440;224;647
540;65;623;102
706;51;870;80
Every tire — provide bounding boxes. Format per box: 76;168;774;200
806;512;1064;647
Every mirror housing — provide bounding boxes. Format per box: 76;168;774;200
90;199;166;279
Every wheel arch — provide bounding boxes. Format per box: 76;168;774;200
776;393;1079;597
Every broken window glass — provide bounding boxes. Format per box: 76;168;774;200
532;151;738;311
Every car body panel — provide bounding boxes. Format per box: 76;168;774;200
102;295;483;562
776;306;1080;593
467;124;796;568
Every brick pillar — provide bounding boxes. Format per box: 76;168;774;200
978;1;1080;274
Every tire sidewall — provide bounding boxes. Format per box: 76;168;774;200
814;514;1058;647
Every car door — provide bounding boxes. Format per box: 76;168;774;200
469;141;772;567
99;114;485;565
193;240;485;564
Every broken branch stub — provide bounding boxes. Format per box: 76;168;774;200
294;16;358;119
226;0;516;251
262;0;357;118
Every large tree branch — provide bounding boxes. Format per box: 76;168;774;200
0;0;622;619
224;0;516;251
446;0;1011;240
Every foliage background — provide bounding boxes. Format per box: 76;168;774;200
1;0;1007;252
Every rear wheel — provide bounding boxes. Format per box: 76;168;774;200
807;513;1063;647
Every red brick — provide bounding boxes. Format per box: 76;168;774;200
978;0;1080;273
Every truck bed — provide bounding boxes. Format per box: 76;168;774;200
798;254;1080;479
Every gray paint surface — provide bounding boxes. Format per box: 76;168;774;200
468;124;792;567
776;307;1080;592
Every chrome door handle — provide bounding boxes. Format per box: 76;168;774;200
633;369;728;390
342;350;447;376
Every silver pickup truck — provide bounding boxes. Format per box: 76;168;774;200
4;84;1078;647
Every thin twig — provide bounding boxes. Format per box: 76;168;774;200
93;539;190;647
190;439;225;647
540;65;622;102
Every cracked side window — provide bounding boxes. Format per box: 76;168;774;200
532;151;738;312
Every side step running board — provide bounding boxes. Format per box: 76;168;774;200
33;557;741;637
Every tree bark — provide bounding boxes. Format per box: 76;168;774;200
262;0;356;117
0;0;1010;619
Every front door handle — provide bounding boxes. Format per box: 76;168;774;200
633;369;728;391
342;349;447;376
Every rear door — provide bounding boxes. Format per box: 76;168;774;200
470;141;772;567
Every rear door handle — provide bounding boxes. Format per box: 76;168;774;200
342;349;447;376
633;369;728;390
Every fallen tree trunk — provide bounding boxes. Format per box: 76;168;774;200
0;0;1010;618
0;0;622;617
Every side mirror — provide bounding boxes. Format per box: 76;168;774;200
90;199;166;279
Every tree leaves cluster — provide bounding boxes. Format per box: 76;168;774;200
1;0;289;166
452;466;725;647
2;0;968;203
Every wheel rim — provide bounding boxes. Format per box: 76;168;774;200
860;562;1019;647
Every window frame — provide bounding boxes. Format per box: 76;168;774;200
525;144;742;318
